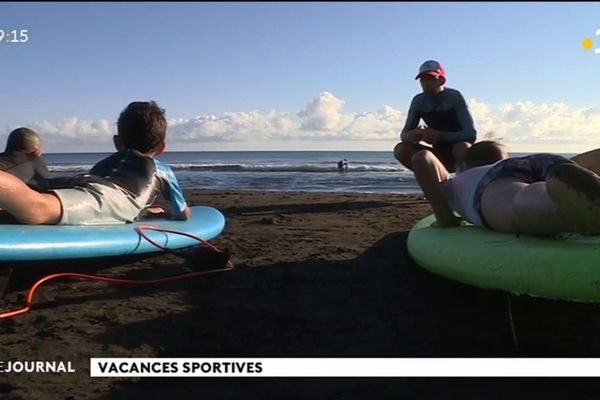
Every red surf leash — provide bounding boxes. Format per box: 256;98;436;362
0;225;233;320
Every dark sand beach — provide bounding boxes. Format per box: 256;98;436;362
2;190;600;398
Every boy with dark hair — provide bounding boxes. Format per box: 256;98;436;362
0;127;51;189
0;101;190;225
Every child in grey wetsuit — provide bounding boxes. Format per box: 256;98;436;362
0;101;191;225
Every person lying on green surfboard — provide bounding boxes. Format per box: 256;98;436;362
416;140;600;236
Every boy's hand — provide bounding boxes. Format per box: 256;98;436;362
180;206;192;220
145;206;166;216
144;206;191;220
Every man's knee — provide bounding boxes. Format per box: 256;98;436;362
393;142;408;160
411;149;436;171
395;142;426;170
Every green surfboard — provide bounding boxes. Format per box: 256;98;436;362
408;214;600;303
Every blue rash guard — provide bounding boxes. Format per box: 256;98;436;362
87;149;188;218
400;88;477;144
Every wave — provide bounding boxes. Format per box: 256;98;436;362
172;162;405;173
49;162;406;173
49;165;94;172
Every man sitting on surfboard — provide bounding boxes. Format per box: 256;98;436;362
0;127;52;190
393;60;476;174
418;140;600;236
0;101;191;225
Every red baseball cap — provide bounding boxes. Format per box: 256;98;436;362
415;60;446;80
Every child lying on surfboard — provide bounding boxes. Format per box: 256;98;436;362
0;101;191;225
416;140;600;236
0;127;52;190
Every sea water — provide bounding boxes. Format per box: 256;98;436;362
43;151;538;194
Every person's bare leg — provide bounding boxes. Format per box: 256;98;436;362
480;178;528;233
483;168;600;236
452;141;472;169
430;141;471;173
394;142;419;171
411;149;461;227
511;182;576;235
483;163;600;235
0;171;61;224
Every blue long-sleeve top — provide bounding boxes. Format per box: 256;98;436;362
400;88;477;144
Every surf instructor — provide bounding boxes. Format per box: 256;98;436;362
394;59;476;174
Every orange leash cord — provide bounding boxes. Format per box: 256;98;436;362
0;225;233;320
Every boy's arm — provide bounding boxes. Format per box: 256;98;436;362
181;206;192;220
158;163;190;220
413;153;461;227
165;185;190;221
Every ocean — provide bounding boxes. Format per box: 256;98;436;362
43;150;539;194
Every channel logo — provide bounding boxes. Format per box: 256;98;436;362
582;30;600;53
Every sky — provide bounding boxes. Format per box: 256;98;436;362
2;2;600;153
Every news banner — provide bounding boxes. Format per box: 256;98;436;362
2;358;600;377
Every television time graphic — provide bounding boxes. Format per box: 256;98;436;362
0;29;29;43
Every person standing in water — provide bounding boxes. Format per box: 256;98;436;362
337;158;349;173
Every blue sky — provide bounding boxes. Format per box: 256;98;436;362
2;2;600;153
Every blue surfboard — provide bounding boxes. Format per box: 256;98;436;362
0;206;225;262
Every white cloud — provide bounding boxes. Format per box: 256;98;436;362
167;92;406;143
168;111;297;142
7;93;600;152
468;98;600;150
297;91;346;132
23;118;114;138
293;92;405;141
4;118;116;151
